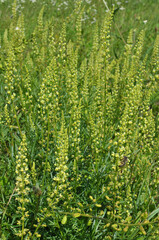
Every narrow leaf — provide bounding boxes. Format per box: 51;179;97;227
148;208;159;221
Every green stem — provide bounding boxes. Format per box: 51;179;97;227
30;214;47;240
55;210;158;226
13;103;23;138
21;170;25;240
42;114;50;190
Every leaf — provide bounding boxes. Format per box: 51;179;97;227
137;237;145;240
1;234;7;240
148;208;159;221
61;215;67;225
114;7;120;15
112;7;120;21
54;220;60;229
129;228;140;240
73;213;81;218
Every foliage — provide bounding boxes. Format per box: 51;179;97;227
0;0;159;239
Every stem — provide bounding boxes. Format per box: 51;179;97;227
2;187;16;221
42;113;50;190
30;215;47;240
102;0;126;45
114;22;126;45
55;210;158;226
21;170;25;240
13;103;23;138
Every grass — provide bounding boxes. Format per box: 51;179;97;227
0;0;158;54
0;0;159;239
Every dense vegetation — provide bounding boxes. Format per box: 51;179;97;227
0;0;159;239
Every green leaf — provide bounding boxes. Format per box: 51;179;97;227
61;215;67;225
137;237;145;240
148;208;159;221
1;234;7;240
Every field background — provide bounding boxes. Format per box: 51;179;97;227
0;0;159;55
0;0;159;239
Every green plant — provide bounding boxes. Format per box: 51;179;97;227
0;0;159;239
